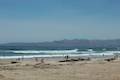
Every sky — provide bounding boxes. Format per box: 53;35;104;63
0;0;120;43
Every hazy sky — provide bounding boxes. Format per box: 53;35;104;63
0;0;120;43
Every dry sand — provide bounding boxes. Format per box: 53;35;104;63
0;58;120;80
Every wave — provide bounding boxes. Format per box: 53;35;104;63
0;52;118;59
9;49;79;54
0;50;120;59
0;54;88;59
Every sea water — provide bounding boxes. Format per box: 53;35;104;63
0;49;120;59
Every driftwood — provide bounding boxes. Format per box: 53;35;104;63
104;57;116;62
11;61;19;64
78;57;91;61
59;57;91;62
71;59;79;61
59;60;71;62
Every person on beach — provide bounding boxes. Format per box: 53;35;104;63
102;54;105;57
35;57;39;62
16;58;20;61
65;55;69;60
41;58;44;63
22;56;24;61
114;54;119;59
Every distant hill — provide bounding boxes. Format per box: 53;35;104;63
0;39;120;50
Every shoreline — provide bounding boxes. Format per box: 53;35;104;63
0;53;117;59
0;54;118;63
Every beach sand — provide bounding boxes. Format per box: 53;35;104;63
0;58;120;80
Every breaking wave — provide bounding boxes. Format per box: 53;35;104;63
0;49;120;59
10;49;79;54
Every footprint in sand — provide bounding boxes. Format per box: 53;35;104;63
0;74;5;79
0;74;14;80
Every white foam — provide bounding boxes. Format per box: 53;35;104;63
10;49;79;54
0;53;115;59
1;50;120;59
0;54;89;59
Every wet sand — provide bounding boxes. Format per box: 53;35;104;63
0;58;120;80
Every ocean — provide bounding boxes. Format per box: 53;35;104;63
0;49;120;59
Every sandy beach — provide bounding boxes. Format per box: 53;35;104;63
0;57;120;80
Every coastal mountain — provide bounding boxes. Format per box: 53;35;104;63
0;39;120;50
